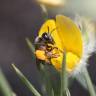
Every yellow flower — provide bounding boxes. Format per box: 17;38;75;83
36;0;65;7
35;15;96;74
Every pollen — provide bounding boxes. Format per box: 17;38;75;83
35;50;46;60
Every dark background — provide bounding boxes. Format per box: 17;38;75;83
0;0;96;96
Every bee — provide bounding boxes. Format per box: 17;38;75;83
34;26;60;63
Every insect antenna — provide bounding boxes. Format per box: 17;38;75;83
49;27;57;36
47;26;57;36
47;26;50;34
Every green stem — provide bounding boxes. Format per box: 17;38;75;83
25;38;35;53
0;69;15;96
12;64;41;96
39;64;54;96
83;67;96;96
66;88;71;96
40;4;48;21
61;51;68;96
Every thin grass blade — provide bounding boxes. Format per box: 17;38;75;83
12;64;41;96
39;63;54;96
0;69;16;96
25;38;35;53
83;67;96;96
61;51;68;96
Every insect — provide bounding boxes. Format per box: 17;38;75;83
35;26;61;63
35;15;83;72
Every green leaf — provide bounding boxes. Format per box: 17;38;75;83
25;38;36;62
40;4;48;21
0;69;16;96
39;63;54;96
25;38;35;54
12;64;41;96
76;71;96;93
75;72;88;89
82;67;96;96
48;65;61;96
61;51;68;96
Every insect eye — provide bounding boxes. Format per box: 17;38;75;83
42;32;55;44
42;32;49;40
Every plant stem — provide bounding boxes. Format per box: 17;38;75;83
25;38;35;53
39;63;54;96
83;67;96;96
61;51;68;96
12;64;41;96
40;4;48;21
0;69;15;96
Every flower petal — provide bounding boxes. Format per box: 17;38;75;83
56;15;83;58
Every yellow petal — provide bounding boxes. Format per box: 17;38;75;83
51;52;80;72
56;15;83;58
66;52;80;72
